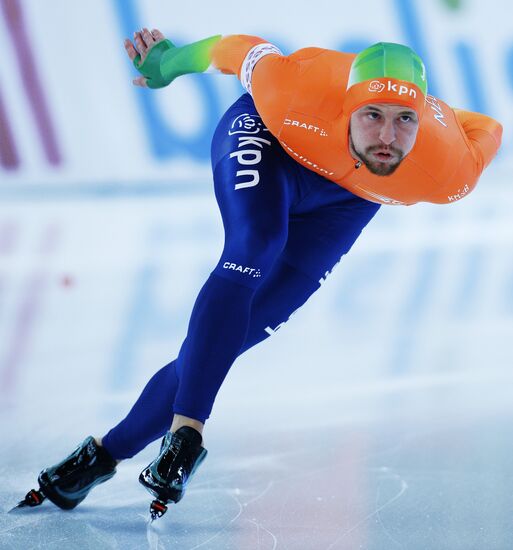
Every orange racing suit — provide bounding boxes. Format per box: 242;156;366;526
212;35;503;206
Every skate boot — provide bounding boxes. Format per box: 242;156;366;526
11;436;117;511
139;426;207;520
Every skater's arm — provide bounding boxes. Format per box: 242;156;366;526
124;29;287;91
453;109;503;172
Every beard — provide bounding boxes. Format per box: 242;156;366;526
351;137;404;176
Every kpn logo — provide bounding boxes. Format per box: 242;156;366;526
368;80;386;93
368;80;417;98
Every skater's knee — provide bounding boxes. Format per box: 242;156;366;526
220;225;287;277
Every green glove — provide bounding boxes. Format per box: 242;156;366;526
133;35;222;89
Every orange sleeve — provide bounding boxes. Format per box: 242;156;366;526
453;109;503;171
214;45;348;146
211;35;267;75
211;35;301;136
250;54;301;134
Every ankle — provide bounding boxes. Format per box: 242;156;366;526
170;415;204;436
94;437;122;464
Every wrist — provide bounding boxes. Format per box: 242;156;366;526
133;39;175;89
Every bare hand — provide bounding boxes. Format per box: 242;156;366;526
123;28;166;88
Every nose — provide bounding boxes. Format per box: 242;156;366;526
379;118;396;145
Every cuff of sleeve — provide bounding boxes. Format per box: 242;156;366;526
240;43;283;95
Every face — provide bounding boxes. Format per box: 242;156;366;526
349;103;419;176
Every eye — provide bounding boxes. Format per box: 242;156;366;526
399;114;416;123
367;111;380;120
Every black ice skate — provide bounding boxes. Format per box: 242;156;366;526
11;436;116;512
139;426;208;520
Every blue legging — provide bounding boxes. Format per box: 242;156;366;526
102;94;380;459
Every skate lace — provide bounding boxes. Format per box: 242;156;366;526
74;439;96;466
159;434;191;480
48;438;96;482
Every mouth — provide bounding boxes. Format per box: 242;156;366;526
371;150;397;164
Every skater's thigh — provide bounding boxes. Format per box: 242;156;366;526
240;199;380;352
211;97;298;258
282;195;380;282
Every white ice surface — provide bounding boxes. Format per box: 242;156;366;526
1;183;513;549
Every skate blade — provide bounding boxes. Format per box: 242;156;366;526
8;500;36;513
8;502;27;513
9;489;46;512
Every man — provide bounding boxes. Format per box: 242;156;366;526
15;29;502;520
